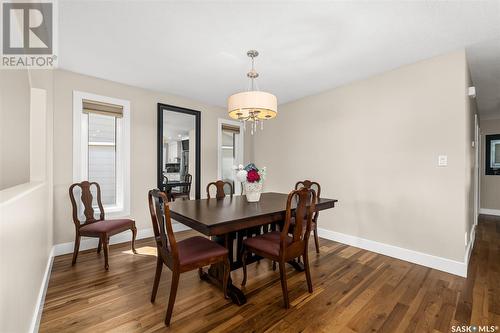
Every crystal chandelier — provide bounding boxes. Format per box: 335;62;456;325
227;50;277;135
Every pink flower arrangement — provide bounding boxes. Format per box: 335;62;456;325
234;163;266;184
246;169;261;183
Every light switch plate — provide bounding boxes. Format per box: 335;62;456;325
438;155;448;167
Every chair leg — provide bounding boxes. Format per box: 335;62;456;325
102;235;109;270
71;234;80;265
165;271;180;326
278;260;290;309
313;226;320;254
131;226;137;254
151;256;163;303
223;257;230;299
241;249;248;286
303;251;313;293
97;238;102;254
272;261;277;271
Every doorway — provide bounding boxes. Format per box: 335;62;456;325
218;119;244;195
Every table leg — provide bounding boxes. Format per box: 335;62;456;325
199;262;247;305
200;233;247;305
287;258;305;272
199;227;301;305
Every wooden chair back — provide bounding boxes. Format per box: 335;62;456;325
183;173;192;195
295;180;321;222
148;189;178;268
206;180;233;199
281;187;316;257
69;181;105;228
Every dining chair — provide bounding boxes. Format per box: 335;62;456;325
148;189;230;326
241;187;317;308
206;180;233;199
295;180;322;253
171;173;192;201
69;181;137;270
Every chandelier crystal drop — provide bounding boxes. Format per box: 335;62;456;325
227;50;277;135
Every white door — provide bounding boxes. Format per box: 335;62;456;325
218;119;244;195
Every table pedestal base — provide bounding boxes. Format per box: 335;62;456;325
199;262;247;305
199;224;304;306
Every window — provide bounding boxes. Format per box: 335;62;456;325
88;113;117;205
217;119;244;195
73;91;130;216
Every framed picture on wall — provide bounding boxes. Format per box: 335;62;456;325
485;134;500;175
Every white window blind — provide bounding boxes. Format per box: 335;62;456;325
88;113;117;205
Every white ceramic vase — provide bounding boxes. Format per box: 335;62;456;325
244;182;263;202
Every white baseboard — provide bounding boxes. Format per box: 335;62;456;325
479;208;500;216
464;223;476;270
317;228;469;277
30;247;54;333
53;224;191;256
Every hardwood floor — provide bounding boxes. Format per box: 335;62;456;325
40;215;500;332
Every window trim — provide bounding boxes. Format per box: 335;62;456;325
73;91;130;217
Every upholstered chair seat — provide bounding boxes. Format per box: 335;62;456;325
176;236;229;267
79;219;135;235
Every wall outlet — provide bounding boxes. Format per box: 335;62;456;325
438;155;448;167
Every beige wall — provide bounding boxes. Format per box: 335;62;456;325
53;70;232;244
480;118;500;211
0;69;54;333
0;71;31;190
255;50;471;261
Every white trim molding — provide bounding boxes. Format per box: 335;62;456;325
30;247;54;333
318;228;471;277
479;208;500;216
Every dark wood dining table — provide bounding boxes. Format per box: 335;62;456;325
168;192;338;305
162;181;190;194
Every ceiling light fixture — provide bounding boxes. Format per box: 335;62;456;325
227;50;277;135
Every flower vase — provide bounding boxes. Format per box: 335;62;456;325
244;182;263;202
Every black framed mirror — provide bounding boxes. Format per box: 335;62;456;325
485;134;500;176
157;103;201;199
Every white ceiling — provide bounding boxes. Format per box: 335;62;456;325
467;37;500;118
58;1;500;113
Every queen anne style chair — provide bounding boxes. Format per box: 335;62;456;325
69;181;137;270
148;189;230;326
241;187;317;308
206;180;233;199
170;173;192;201
295;180;322;253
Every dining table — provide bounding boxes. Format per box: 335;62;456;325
162;181;190;194
168;192;338;305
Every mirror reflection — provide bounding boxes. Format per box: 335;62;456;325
158;105;200;200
